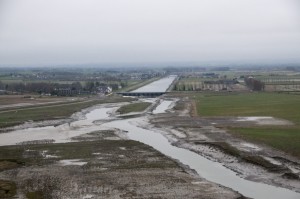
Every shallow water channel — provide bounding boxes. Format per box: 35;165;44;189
131;75;177;92
0;107;113;146
152;100;174;114
1;100;300;198
103;104;300;199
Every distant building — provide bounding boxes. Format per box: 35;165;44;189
96;86;112;94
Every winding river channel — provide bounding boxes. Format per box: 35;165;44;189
1;76;299;199
103;108;300;199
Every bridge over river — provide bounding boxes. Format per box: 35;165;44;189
117;75;177;97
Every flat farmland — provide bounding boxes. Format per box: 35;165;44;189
194;92;300;158
0;95;71;106
0;96;134;128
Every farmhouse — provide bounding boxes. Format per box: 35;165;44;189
96;86;112;94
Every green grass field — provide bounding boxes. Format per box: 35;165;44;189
195;92;300;158
117;102;151;114
229;127;300;158
196;93;300;123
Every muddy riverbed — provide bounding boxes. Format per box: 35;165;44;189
0;99;243;199
0;97;299;198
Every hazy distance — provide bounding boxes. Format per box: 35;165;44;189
0;0;299;67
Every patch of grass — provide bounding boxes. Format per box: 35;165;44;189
0;95;63;106
117;102;151;114
194;92;300;158
230;127;300;158
0;160;22;172
26;191;44;199
0;180;16;198
71;130;116;141
0;96;134;128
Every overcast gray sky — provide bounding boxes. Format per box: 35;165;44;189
0;0;299;66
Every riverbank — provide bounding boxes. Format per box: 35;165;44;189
149;96;300;195
0;101;243;199
0;95;135;130
1;73;300;199
1;96;300;198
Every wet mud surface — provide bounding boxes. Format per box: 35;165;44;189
0;131;242;199
150;98;300;194
0;96;299;198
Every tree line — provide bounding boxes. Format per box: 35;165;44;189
0;81;127;95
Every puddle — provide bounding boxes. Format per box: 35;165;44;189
237;117;274;121
241;143;261;151
82;194;94;199
236;117;291;125
262;156;282;166
41;150;60;159
59;159;87;166
44;154;60;159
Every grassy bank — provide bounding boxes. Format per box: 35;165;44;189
229;127;300;158
0;96;134;128
194;92;300;158
117;102;151;114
